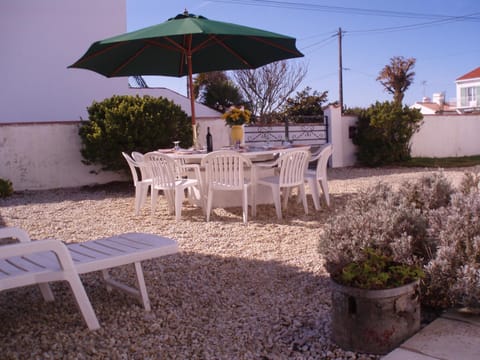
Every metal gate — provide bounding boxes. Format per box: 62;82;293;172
244;116;328;149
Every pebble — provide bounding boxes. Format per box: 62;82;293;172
1;166;476;359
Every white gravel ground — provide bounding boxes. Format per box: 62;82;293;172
0;166;477;360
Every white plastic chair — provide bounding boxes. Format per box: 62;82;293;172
122;152;152;215
173;157;204;209
201;150;253;223
305;144;333;209
144;152;200;221
254;148;311;220
0;227;100;330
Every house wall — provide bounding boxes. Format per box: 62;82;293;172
0;0;132;123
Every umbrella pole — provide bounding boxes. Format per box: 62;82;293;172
187;53;198;147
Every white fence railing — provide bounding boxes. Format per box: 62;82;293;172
244;123;328;148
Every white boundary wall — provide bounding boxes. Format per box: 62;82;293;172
324;107;480;167
0;122;126;190
3;110;480;191
410;114;480;157
0;119;228;191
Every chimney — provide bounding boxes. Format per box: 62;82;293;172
432;92;445;105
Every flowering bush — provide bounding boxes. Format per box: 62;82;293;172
425;189;480;309
319;172;480;309
222;106;251;126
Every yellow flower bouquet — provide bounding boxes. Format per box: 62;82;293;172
222;106;251;126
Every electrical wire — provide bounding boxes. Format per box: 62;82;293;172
211;0;480;21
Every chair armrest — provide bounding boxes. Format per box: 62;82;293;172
0;227;32;243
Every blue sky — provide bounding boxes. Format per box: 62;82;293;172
127;0;480;108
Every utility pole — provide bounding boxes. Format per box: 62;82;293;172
338;27;343;113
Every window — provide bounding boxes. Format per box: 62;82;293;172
460;86;480;107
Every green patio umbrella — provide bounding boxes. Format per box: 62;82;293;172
69;10;304;144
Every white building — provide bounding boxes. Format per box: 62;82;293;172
0;0;220;124
410;93;456;115
455;66;480;113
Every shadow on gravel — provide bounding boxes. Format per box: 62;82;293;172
0;251;345;359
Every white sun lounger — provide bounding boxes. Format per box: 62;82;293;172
0;227;178;330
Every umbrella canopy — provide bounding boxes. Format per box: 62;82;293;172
69;10;304;143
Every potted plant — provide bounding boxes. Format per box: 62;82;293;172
318;182;432;355
222;106;251;145
329;248;424;355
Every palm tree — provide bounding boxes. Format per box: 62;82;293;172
377;56;416;105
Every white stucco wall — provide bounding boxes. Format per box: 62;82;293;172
0;0;132;123
0;122;126;190
325;105;357;168
411;114;480;157
0;120;230;191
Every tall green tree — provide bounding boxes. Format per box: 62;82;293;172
377;56;416;105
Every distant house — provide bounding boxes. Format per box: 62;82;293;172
410;93;456;115
456;66;480;113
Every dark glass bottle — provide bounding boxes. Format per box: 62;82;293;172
206;127;213;152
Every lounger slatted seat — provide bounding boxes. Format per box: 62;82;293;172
0;227;179;330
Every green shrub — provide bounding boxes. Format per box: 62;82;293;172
353;101;423;166
0;178;13;198
335;248;424;290
79;95;192;171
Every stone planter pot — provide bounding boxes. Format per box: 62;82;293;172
331;279;421;355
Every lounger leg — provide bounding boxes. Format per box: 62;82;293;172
134;262;151;312
101;266;150;311
102;269;113;292
66;275;100;330
38;282;55;302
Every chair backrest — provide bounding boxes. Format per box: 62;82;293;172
277;149;311;187
131;151;144;162
144;152;177;189
122;152;141;186
131;151;152;179
312;144;333;180
201;150;252;191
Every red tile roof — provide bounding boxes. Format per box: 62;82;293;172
457;67;480;81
